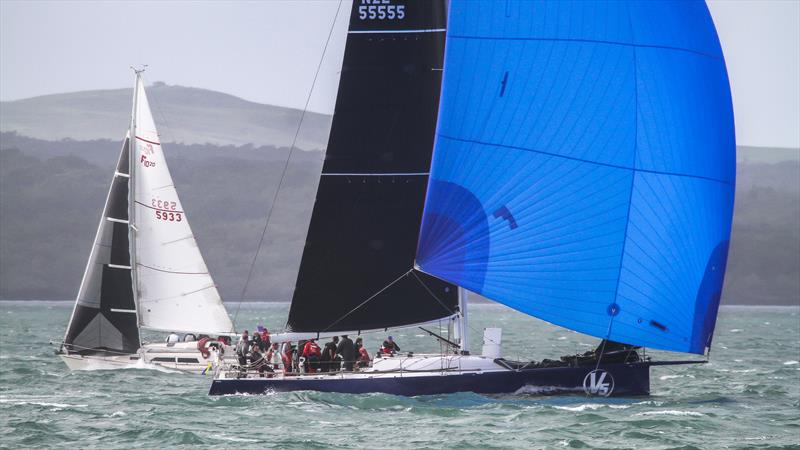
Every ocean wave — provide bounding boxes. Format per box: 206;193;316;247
514;385;582;395
0;398;88;409
659;374;696;380
634;410;704;417
553;403;630;412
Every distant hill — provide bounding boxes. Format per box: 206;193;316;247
0;82;331;150
738;145;799;165
0;84;798;306
1;133;797;305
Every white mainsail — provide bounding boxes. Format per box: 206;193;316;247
130;77;234;335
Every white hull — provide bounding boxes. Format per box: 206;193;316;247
59;341;234;374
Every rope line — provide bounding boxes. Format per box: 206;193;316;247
233;0;344;326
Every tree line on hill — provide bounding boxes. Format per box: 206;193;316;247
0;132;797;305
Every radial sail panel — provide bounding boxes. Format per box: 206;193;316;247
416;0;735;354
131;78;234;335
286;0;458;333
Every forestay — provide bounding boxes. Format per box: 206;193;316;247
416;0;735;354
131;77;234;335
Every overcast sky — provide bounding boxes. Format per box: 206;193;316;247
1;0;798;148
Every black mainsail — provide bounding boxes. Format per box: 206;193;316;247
63;138;140;354
286;0;457;333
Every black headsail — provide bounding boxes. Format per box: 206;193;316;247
286;0;457;333
63;138;140;355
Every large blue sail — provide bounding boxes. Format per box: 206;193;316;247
416;0;735;354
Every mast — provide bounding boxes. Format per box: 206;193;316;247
128;67;142;328
457;287;469;354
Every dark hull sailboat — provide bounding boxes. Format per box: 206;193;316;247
210;361;652;397
211;0;734;397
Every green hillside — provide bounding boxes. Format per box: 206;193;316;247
0;82;331;150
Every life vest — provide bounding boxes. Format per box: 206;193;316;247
303;341;321;358
197;337;211;358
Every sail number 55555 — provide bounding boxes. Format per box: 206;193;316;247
359;1;405;20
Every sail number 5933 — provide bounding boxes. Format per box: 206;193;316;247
359;1;405;20
155;210;182;222
151;198;182;222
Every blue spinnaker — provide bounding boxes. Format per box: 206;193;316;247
416;0;735;354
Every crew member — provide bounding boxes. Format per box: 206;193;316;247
302;339;322;373
381;336;400;354
337;335;355;371
235;330;250;371
321;336;339;372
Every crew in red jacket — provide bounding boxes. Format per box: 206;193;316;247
302;339;322;373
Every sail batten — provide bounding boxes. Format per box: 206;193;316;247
416;0;735;355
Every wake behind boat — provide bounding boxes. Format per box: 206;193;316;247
57;69;237;373
211;0;734;397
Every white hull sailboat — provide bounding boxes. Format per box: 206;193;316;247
58;69;236;373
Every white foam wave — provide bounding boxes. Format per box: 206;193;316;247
211;434;260;443
659;374;695;380
635;410;704;417
554;403;630;412
783;361;798;365
0;398;88;408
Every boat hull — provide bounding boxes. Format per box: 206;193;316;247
58;341;234;373
209;362;650;397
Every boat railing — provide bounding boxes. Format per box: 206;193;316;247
215;351;480;380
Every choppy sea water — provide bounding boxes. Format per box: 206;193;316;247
0;302;798;449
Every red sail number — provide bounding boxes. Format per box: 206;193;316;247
155;210;182;222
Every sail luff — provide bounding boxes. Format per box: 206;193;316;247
129;71;142;330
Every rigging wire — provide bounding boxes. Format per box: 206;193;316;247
593;316;616;372
409;272;505;349
233;0;344;327
321;269;415;332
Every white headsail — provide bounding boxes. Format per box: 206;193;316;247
130;77;234;335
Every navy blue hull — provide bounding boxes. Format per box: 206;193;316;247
209;362;650;397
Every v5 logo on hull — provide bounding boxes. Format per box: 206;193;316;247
583;369;614;396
